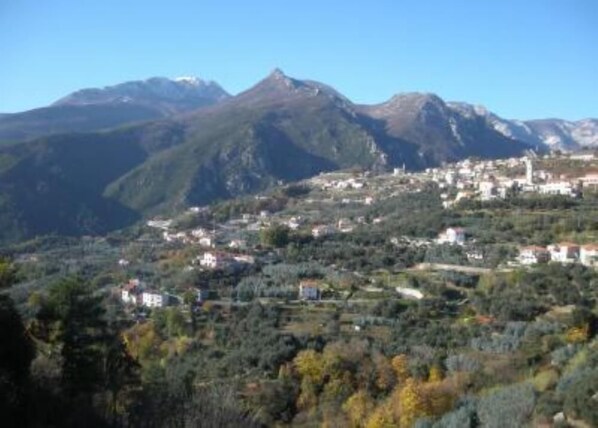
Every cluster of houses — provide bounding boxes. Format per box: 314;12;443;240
432;154;598;208
120;279;176;308
518;243;598;267
119;279;211;309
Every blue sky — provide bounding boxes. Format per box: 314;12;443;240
1;0;596;119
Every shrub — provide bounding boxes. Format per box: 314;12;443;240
477;383;535;428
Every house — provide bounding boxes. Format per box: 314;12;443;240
580;245;598;267
396;286;424;300
146;219;172;230
199;252;233;269
229;239;247;249
547;243;580;263
478;181;498;201
466;250;484;262
337;218;355;233
312;225;335;238
191;228;209;238
445;171;457;186
287;216;304;230
299;280;321;300
438;227;465;245
141;291;168;308
233;254;255;265
579;174;598;189
198;236;215;248
539;181;576;197
121;279;143;305
120;279;141;305
518;246;550;265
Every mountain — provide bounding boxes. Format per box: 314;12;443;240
53;76;230;114
361;93;531;165
522;119;598;151
447;102;598;152
0;69;585;243
0;76;229;144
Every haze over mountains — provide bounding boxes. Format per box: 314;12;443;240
0;69;596;242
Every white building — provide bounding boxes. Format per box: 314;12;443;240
518;246;550;265
438;227;465;245
198;236;215;248
337;218;355;233
299;281;321;300
579;174;598;189
547;243;580;263
121;279;143;305
445;171;457;186
229;239;247;249
312;225;336;238
539;181;576;196
191;228;210;238
147;219;173;230
580;245;598;267
287;216;303;230
396;286;424;300
525;157;534;184
199;252;232;269
141;291;167;308
479;181;498;201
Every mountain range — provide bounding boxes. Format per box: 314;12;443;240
0;69;595;243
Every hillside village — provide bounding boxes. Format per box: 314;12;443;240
120;151;598;311
5;150;598;428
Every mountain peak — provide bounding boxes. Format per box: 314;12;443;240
174;76;203;86
52;76;230;113
269;68;287;78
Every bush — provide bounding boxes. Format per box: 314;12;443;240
433;398;478;428
477;383;535;428
562;367;598;426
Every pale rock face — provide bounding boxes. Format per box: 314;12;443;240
447;102;598;151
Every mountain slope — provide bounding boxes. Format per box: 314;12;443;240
447;102;598;152
0;70;551;243
105;69;402;213
0;77;229;144
361;93;533;165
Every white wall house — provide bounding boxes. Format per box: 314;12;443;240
198;236;215;248
580;245;598;267
199;252;232;269
478;181;498;201
141;291;167;308
121;279;143;305
547;243;580;263
121;288;139;305
539;182;576;196
438;227;465;245
518;246;550;265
